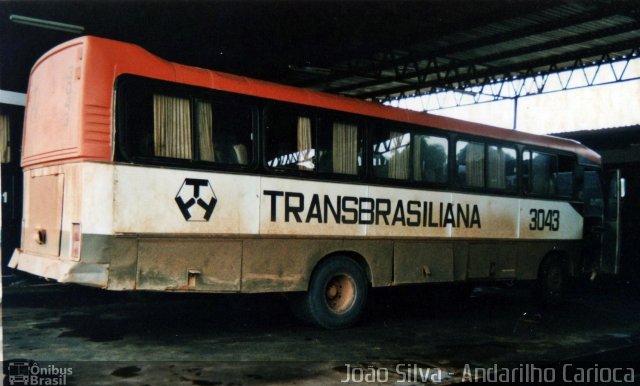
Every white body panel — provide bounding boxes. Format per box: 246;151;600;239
113;166;261;235
81;163;114;235
76;163;582;240
11;161;585;291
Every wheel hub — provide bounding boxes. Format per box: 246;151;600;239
324;274;356;314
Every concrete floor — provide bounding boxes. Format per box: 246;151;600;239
2;276;640;385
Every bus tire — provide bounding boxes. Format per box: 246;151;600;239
536;257;568;305
295;256;368;329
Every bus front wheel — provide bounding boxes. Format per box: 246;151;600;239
293;256;368;329
536;257;568;305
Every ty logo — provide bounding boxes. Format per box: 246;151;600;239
175;178;217;221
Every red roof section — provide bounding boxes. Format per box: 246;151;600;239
24;36;601;167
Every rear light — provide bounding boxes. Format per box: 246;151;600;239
71;223;82;260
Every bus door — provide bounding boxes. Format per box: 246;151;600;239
600;169;624;274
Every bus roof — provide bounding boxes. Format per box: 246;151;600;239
27;36;601;166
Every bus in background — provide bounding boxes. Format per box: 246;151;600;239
9;36;622;329
1;90;25;270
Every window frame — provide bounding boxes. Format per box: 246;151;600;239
521;147;577;199
262;102;367;181
411;131;450;185
263;103;317;174
486;143;518;193
115;75;258;172
114;76;586;203
453;135;520;195
368;121;450;189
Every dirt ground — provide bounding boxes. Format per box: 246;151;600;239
3;275;640;385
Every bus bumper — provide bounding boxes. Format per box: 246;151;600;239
8;249;109;288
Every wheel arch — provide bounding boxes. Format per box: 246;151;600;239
536;248;574;305
292;250;372;329
310;250;372;289
538;249;572;279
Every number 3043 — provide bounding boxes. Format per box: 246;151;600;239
529;209;559;231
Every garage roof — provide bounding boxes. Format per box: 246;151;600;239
1;0;639;102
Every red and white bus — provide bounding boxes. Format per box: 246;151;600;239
9;36;620;328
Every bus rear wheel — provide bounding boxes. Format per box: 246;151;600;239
293;256;368;329
536;257;567;305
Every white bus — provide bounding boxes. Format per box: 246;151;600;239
9;36;620;328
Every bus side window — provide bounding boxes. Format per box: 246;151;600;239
524;150;560;196
533;152;558;195
413;134;448;184
317;120;361;175
522;150;531;193
150;95;254;165
195;100;253;165
266;108;315;171
487;145;516;191
555;156;575;198
372;129;411;180
456;140;485;188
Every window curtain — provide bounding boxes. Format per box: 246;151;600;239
0;114;9;163
153;94;192;159
332;122;358;175
297;117;313;170
196;102;215;162
234;144;249;165
532;153;554;194
465;142;484;187
388;131;409;179
487;146;506;189
413;135;423;181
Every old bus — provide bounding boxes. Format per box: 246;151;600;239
9;36;621;328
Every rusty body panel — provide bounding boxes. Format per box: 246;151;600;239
11;232;579;293
137;238;242;291
241;238;394;292
394;242;454;284
8;249;108;287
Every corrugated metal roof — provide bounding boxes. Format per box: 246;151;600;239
294;0;640;101
2;0;639;101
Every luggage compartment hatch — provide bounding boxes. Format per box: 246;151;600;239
23;173;64;257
